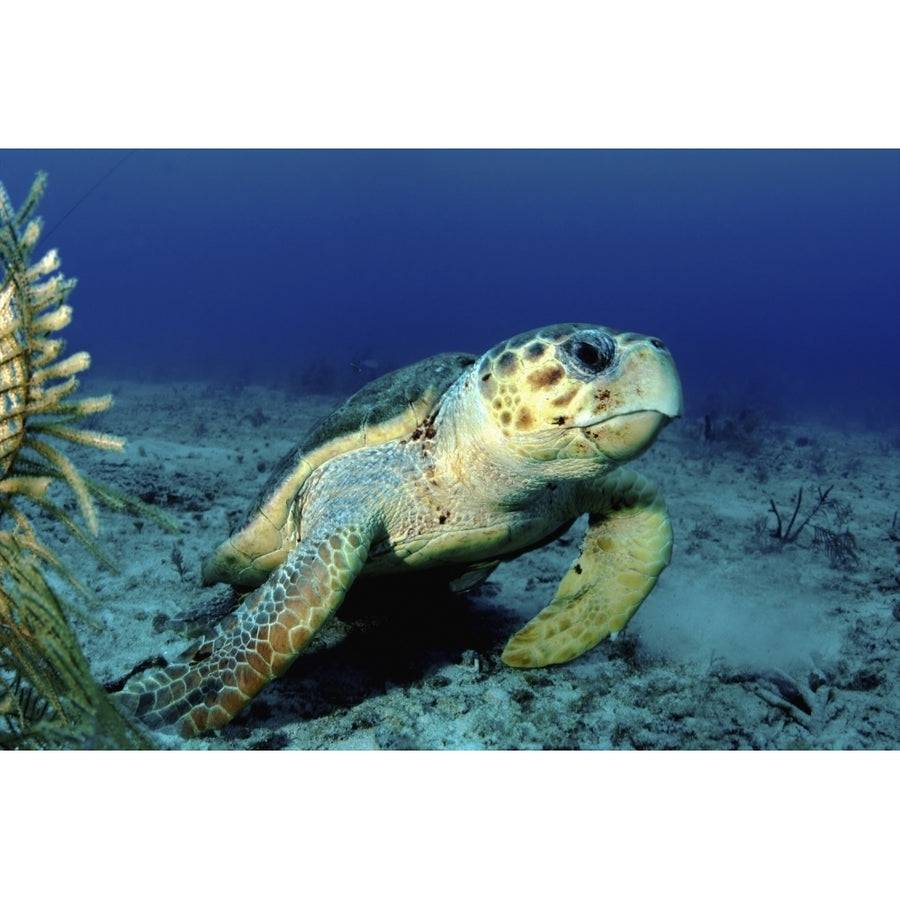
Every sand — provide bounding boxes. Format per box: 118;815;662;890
41;376;900;750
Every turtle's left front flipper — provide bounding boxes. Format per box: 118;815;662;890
502;469;672;668
117;521;372;737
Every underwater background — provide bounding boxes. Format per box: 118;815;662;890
0;149;897;422
3;151;900;750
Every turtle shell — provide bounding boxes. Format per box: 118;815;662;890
201;351;476;588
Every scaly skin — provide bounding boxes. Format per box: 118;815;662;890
502;469;673;666
121;521;372;737
120;323;682;736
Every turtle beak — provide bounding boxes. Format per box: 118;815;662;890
624;336;682;421
589;410;671;460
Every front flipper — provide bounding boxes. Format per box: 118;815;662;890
502;469;672;668
117;522;372;737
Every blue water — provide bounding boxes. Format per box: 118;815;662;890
1;150;897;423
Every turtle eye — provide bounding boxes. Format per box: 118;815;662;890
564;335;616;375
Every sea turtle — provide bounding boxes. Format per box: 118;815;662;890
119;323;682;737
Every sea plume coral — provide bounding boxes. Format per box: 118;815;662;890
0;171;157;748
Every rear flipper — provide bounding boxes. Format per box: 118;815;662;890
501;469;672;667
116;523;371;737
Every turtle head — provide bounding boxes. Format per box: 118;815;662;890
473;323;682;469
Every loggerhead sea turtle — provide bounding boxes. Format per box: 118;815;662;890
119;323;682;737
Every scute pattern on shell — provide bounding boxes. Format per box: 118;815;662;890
202;351;476;588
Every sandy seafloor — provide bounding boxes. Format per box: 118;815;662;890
40;376;900;750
